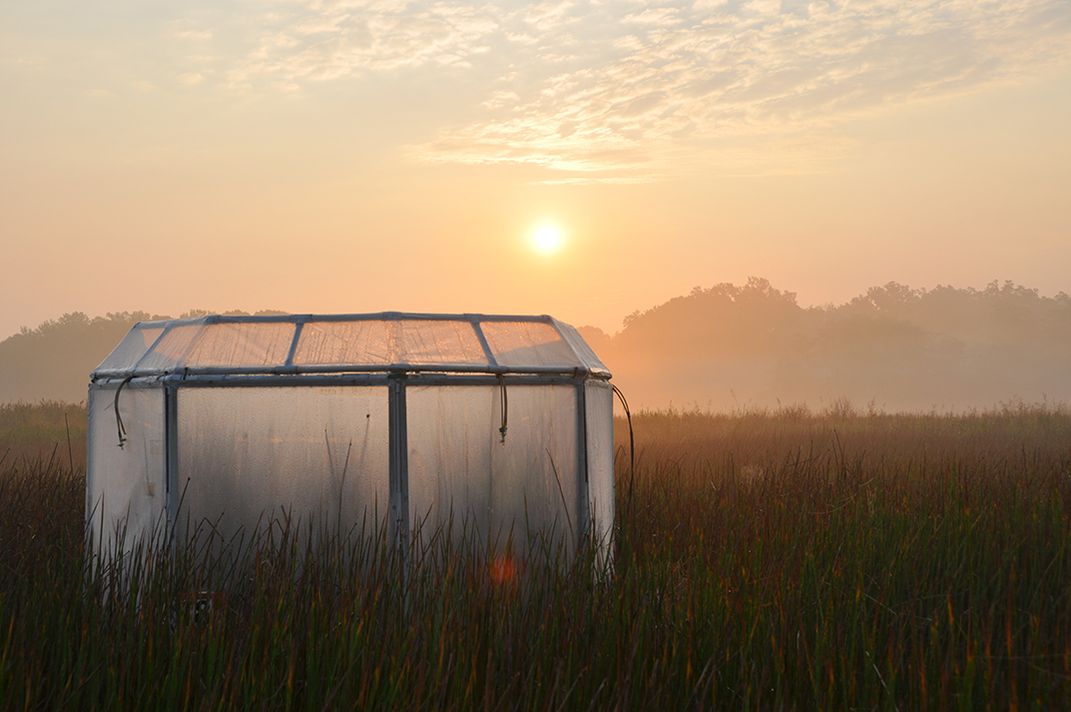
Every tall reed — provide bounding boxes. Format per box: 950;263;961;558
1;404;1069;709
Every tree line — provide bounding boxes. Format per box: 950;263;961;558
2;281;1069;410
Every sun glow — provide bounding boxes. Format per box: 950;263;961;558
530;223;565;255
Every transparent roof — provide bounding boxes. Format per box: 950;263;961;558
93;313;610;379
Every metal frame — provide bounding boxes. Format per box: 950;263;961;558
94;363;596;379
89;312;613;553
388;375;409;551
164;384;179;550
109;311;568;328
89;373;600;390
575;381;590;550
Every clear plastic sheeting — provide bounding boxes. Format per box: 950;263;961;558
91;313;612;377
293;320;392;365
556;321;610;374
139;321;296;371
86;386;166;560
294;319;486;367
481;321;577;368
96;325;164;372
136;324;205;372
585;380;615;566
406;385;579;557
396;320;487;364
175;387;390;548
180;321;295;368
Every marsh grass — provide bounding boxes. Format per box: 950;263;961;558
1;402;1070;709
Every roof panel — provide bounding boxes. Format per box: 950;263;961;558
553;321;609;374
480;321;579;368
293;319;488;367
91;313;610;378
137;324;203;371
96;324;164;372
183;322;295;368
293;320;392;365
396;320;488;365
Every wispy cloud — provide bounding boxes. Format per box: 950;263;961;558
174;28;214;42
221;1;502;89
178;71;205;87
182;0;1071;179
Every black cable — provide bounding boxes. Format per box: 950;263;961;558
611;383;635;523
114;375;134;448
498;375;508;444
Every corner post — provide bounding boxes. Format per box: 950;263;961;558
575;377;590;552
164;383;180;555
388;374;410;555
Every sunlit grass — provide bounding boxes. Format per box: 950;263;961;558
1;403;1070;708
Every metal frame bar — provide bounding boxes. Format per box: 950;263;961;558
90;373;605;390
388;375;410;553
126;311;561;330
575;381;590;550
94;363;599;380
163;374;391;388
164;384;179;552
283;320;305;367
90;377;172;390
470;321;499;368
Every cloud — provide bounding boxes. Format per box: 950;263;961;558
175;29;214;42
429;0;1071;178
170;18;214;42
178;72;205;86
183;0;1071;179
221;2;503;89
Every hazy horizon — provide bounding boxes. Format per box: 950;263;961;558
5;275;1071;343
4;277;1068;410
3;1;1070;342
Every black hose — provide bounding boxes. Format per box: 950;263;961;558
498;375;508;444
114;375;134;448
611;383;635;523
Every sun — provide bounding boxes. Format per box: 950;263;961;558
530;223;565;255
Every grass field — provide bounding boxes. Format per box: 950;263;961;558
1;401;1070;709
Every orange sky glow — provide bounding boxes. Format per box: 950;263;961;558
1;1;1069;338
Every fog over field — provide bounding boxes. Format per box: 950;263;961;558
583;278;1071;411
2;279;1068;411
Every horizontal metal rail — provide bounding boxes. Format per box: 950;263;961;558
93;362;609;379
125;311;560;330
90;373;595;389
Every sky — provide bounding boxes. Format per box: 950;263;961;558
2;0;1070;340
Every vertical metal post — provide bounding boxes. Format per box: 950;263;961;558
575;379;590;552
164;384;180;553
388;374;410;554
